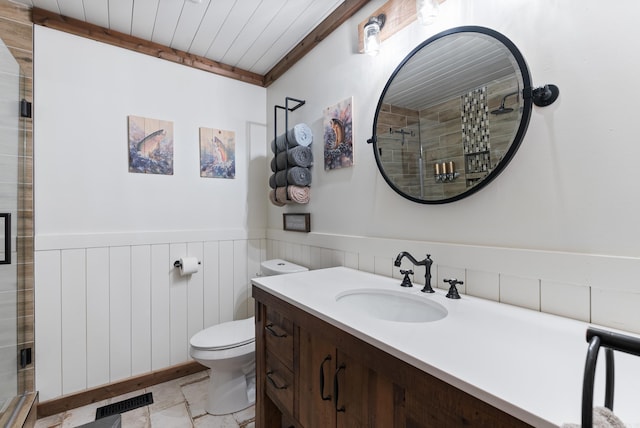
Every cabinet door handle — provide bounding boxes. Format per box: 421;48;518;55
319;355;332;401
266;371;288;390
265;323;287;338
333;364;346;412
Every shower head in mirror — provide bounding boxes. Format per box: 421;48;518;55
491;91;519;115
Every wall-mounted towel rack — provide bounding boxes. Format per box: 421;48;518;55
274;97;305;150
581;327;640;427
270;96;311;204
274;96;306;180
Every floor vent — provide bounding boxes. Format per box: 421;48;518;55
95;392;154;419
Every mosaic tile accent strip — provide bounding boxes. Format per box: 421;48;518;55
461;87;491;173
465;152;492;174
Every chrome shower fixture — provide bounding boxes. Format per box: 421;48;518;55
390;128;414;145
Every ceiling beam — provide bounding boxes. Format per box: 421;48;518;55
31;1;373;88
263;0;372;87
31;7;265;87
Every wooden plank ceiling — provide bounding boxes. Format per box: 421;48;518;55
12;0;371;86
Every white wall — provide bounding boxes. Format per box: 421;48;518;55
33;27;268;401
267;0;640;255
34;26;267;238
266;0;640;331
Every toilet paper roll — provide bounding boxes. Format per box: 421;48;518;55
178;257;200;276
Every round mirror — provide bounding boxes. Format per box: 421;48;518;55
370;26;533;204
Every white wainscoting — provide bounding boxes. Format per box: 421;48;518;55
34;227;640;401
265;230;640;337
34;234;266;401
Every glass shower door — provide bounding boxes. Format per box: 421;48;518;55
0;36;20;415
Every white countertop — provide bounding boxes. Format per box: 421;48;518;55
252;267;640;427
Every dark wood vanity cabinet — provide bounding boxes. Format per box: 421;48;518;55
253;286;532;428
297;327;396;428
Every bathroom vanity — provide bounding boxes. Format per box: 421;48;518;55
252;267;640;427
253;287;528;427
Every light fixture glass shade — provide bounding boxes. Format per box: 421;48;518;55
363;20;381;56
417;0;439;25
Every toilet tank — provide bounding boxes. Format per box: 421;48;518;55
260;259;308;276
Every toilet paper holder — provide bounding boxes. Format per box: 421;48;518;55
173;259;201;268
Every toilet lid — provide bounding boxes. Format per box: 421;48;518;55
190;316;255;350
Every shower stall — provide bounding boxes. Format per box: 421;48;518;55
0;35;33;425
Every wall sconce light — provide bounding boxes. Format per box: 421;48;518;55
363;14;386;55
417;0;439;25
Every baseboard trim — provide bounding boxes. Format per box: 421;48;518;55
37;361;206;418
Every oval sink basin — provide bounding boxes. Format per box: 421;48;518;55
335;289;447;323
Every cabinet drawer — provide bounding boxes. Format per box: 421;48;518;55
265;307;294;368
265;350;294;416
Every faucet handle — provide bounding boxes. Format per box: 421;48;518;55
443;278;463;299
400;269;413;287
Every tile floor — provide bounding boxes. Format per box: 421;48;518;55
34;370;255;428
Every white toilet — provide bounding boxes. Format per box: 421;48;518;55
189;259;308;415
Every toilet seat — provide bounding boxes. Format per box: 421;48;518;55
190;316;255;351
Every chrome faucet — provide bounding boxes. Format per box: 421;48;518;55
393;252;434;293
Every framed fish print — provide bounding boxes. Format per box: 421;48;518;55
128;115;174;175
323;97;354;170
199;127;236;178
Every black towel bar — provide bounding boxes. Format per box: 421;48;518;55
581;327;640;427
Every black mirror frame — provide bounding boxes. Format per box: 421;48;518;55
369;26;533;204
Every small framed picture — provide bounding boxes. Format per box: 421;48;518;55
283;213;311;233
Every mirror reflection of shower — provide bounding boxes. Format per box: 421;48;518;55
491;89;519;115
391;127;424;198
389;127;414;144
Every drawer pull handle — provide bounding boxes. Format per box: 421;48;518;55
265;323;287;338
319;355;332;401
266;371;288;390
333;364;346;412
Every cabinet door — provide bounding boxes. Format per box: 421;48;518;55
298;327;336;428
335;351;395;428
298;327;396;428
